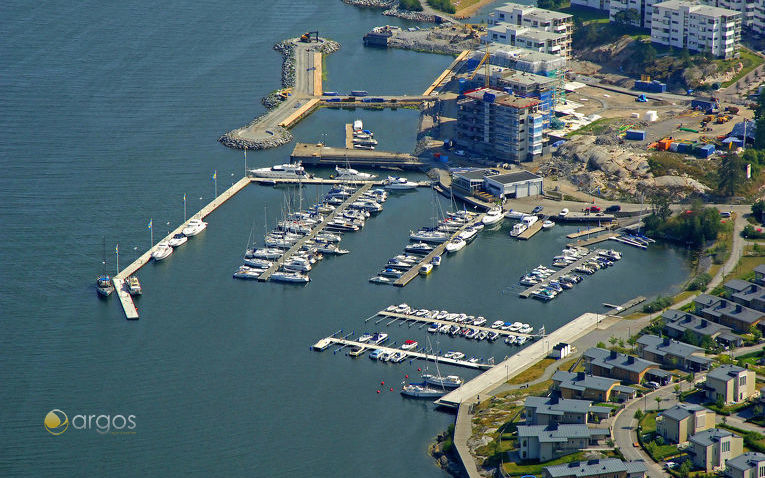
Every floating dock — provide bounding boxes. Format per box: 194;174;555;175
423;49;470;96
519;248;604;298
375;311;536;339
556;213;615;223
566;226;610;239
258;183;373;281
112;176;252;319
312;337;492;370
291;143;423;168
393;214;485;287
604;296;646;312
516;220;543;240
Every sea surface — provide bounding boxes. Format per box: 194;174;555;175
0;1;691;476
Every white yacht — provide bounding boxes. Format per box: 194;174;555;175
521;214;538;227
243;258;272;269
459;227;479;242
400;383;446;398
369;275;393;284
445;238;466;253
384;176;418;190
419;263;434;275
282;257;311;272
151;242;173;261
182;219;207;236
559;208;569;217
168;233;188;247
233;265;263;280
422;374;463;389
482;206;504;225
353;119;363;132
249;162;311;179
542;220;555;229
405;242;434;254
335;165;376;181
410;230;449;243
504;209;526;219
250;248;283;260
270;271;310;283
401;340;418;350
510;223;527;237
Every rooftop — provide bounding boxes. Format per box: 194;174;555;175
544;458;647;478
552;371;620;393
663;309;732;337
637;334;709;361
516;424;609;443
525;396;610;417
492;2;572;21
725;452;765;471
660;403;707;422
584;347;658;374
707;364;747;381
653;0;741;18
689;428;733;447
486;171;541;184
454;169;491;181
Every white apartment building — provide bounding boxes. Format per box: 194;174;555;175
651;0;741;58
572;0;611;12
488;2;573;35
702;0;755;29
485;24;571;58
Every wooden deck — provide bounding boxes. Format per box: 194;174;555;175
312;337;493;370
112;278;138;320
423;49;470;96
569;231;617;248
345;123;353;149
392;214;485;287
258;183;373;281
519;248;603;298
313;52;322;96
567;226;610;239
516;220;543;240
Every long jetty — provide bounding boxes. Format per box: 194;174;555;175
258;183;373;281
312;337;492;370
519;248;603;298
112;176;252;319
249;177;385;186
376;311;536;338
393;214;485;287
290;143;423;168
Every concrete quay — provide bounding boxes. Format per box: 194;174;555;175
290;142;423;168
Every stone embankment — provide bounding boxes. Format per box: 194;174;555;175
218;125;293;150
343;0;395;7
383;7;439;22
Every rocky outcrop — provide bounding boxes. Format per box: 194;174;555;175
383;7;439;22
218;126;293;151
429;431;467;478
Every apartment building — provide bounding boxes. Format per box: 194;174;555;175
485;24;571;58
488;2;573;35
609;0;659;28
651;1;741;58
572;0;611;12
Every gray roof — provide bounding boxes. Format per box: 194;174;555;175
663;309;732;337
517;424;609;443
755;264;765;276
544;458;647;478
725;279;754;294
695;294;722;308
660;403;706;422
584;348;658;374
707;364;747;381
646;368;673;378
697;295;763;325
613;385;637;394
637;334;705;358
486;171;541;184
552;371;619;392
689;428;733;447
724;452;765;471
525;396;594;416
454;169;491;181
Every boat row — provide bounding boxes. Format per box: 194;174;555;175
611;233;653;249
384;304;535;335
522;248;623;301
352;119;377;150
151;218;208;262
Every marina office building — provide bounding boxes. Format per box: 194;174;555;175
451;168;544;200
456;87;546;164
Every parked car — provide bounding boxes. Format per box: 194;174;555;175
645;381;661;389
585;205;601;213
664;462;677;470
720;211;732;218
532;206;544;214
605;205;621;213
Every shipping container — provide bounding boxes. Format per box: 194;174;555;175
695;144;715;158
625;129;646;140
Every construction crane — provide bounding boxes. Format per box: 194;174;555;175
299;31;319;43
467;43;491;87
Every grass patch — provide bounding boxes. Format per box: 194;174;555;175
647;152;717;189
507;358;556;385
720;48;765;88
567;118;617;137
639;411;658;433
502;451;587;475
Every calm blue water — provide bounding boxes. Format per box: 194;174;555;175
0;1;690;476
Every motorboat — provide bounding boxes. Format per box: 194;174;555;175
532;288;557;301
458;227;479;242
519;275;538;286
405;242;434;254
400;383;446;398
445;238;466;253
352;137;378;146
559;208;569;217
419;263;434;275
335;165;377;181
348;346;366;357
358;333;373;343
430;255;442;266
384;176;418;190
353;144;374;150
369;349;384;360
427;323;439;333
505;335;517;345
521;214;538;227
353;119;363;131
423;374;463;389
315;232;342;243
482;206;504;225
510;223;527;237
282;258;311;272
516;336;528;345
368;332;388;345
504;209;526;219
151;242;173;261
270;271;310;283
369;276;393;284
491;320;504;329
233;266;264;279
316;244;349;255
379;268;404;278
168;233;188;247
464;329;478;339
182;218;207;236
243;258;272;269
472;317;487;327
476;331;488;341
542;220;555;229
249;162;311;179
410;229;448;243
389;352;407;363
248;248;282;260
401;340;418;351
96;275;114;297
599;249;622;260
443;351;465;360
487;331;500;341
127;276;142;296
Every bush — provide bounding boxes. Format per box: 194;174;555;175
643;296;673;313
743;224;765;239
686;273;712;291
634;409;644;420
399;0;423;11
643;202;724;248
427;0;454;13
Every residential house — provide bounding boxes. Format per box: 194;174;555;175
662;309;743;348
724;452;765;478
583;348;659;384
725;280;765;312
689;428;743;473
551;371;636;402
656;403;716;444
542;458;648;478
694;294;764;333
705;365;757;405
636;334;713;371
516;424;610;462
524;396;612;426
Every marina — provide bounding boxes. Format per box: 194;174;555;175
516;218;544;240
519;248;613;299
566;225;612;239
374;311;539;339
312;336;492;370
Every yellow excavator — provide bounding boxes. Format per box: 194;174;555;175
299;31;319;43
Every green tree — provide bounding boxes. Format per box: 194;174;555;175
674;384;681;396
750;325;763;342
609;336;618;347
678;459;691;478
755;89;765;149
634;409;644;419
597;341;607;349
614;8;641;26
753;199;765;223
655;396;662;410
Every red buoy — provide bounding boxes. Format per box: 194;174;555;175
381;381;384;386
417;368;421;372
377;390;381;394
405;374;409;379
390;387;393;392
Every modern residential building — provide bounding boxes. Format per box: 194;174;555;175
650;1;741;58
725;280;765;312
662;309;743;348
516;424;610;462
524;396;612;426
456;87;546;163
694;294;764;333
583;348;659;384
635;334;713;371
689;428;743;473
542;458;648;478
656;403;716;444
485;24;571;58
724;452;765;478
705;365;757;404
755;264;765;285
488;3;573;37
466;44;567;75
572;0;611;12
552;371;637;402
702;0;755;29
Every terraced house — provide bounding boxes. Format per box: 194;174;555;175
583;348;659;384
551;371;637;402
524;396;612;426
635;334;713;371
662;309;743;348
689;428;743;473
516;424;610;462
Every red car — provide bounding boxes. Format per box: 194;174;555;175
585;206;601;213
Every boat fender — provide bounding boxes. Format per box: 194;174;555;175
405;375;409;379
417;368;421;372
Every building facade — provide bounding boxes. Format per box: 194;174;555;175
724;452;765;478
485;24;571;58
705;365;757;404
690;428;743;473
517;424;610;462
656;403;716;443
543;458;647;478
651;1;741;58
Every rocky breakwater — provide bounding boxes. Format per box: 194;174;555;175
343;0;395;7
383;6;439;22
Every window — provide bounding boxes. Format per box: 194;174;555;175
722;440;730;453
739;375;746;386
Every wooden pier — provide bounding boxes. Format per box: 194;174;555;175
345;123;353;149
567;226;610;239
279;98;321;128
376;311;536;339
604;296;646;312
423;49;470;96
112;176;252;319
519;248;604;298
393;214;485;287
569;232;617;248
111;278;138;320
516;220;543;240
258;183;374;281
313;52;322;96
312;337;493;370
290;143;423;169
